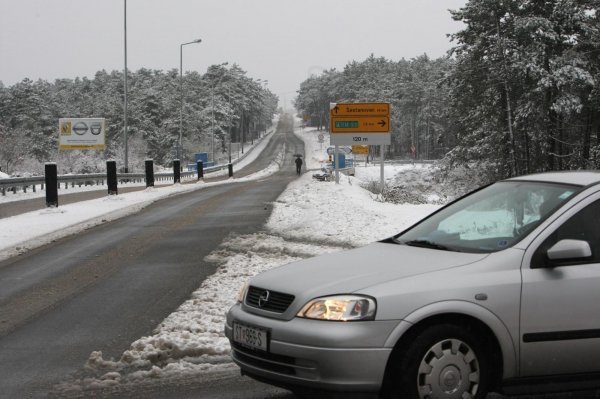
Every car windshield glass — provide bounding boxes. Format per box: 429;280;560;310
395;181;579;253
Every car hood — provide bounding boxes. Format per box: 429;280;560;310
248;242;487;303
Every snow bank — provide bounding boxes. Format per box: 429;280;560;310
267;172;438;247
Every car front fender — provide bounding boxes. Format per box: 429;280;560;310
384;300;518;379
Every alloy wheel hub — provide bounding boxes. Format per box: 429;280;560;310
417;338;480;399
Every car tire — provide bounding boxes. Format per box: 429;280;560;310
382;323;494;399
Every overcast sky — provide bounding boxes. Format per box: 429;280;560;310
0;0;466;108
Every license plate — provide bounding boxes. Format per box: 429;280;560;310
233;322;268;352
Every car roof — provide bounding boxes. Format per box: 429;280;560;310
506;171;600;187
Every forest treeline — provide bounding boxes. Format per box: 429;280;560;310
0;63;278;174
295;0;600;181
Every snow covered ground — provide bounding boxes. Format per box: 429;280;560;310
2;119;443;394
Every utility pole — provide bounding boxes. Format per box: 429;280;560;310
228;85;232;163
241;109;244;154
211;89;215;163
178;39;202;162
123;0;128;172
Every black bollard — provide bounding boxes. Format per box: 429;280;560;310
107;160;118;195
197;161;204;179
228;163;233;178
174;159;181;183
145;159;154;187
45;163;58;207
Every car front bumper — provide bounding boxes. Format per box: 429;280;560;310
225;303;397;393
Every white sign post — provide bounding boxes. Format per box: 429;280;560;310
59;118;106;150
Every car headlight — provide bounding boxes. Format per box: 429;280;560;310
296;295;376;321
237;282;248;303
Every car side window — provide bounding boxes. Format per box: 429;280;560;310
532;199;600;268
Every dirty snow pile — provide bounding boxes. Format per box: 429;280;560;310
268;173;439;247
53;122;443;395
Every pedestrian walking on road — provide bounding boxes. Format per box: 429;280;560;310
295;156;303;175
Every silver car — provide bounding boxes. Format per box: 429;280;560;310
225;172;600;398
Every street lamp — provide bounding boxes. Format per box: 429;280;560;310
209;62;229;164
227;84;233;163
123;0;128;172
262;80;269;136
211;88;215;163
179;38;202;162
257;79;268;138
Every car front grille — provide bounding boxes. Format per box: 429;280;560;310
245;286;295;313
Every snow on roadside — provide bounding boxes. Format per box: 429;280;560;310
294;123;332;170
270;119;439;247
266;173;438;247
293;120;452;206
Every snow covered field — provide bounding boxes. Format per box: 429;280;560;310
2;120;442;394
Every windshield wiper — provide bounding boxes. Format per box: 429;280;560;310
402;239;451;251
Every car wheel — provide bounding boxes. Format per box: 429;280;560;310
383;324;493;399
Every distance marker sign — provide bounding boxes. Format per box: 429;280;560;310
332;116;389;132
331;103;389;117
330;102;390;145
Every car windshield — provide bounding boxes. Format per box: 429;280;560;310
395;181;580;253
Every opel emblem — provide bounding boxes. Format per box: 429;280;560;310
258;290;270;308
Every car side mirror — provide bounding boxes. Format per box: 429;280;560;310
547;239;592;262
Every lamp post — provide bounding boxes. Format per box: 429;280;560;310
228;85;232;163
123;0;128;172
210;88;216;163
179;38;202;162
257;79;268;138
209;62;230;164
262;80;268;137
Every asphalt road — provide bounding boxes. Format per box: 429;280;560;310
0;115;302;398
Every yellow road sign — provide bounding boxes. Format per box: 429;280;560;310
352;145;369;154
60;121;72;135
330;116;390;133
330;102;389;117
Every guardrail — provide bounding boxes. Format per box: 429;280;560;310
0;128;275;197
0;162;239;196
0;170;197;196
